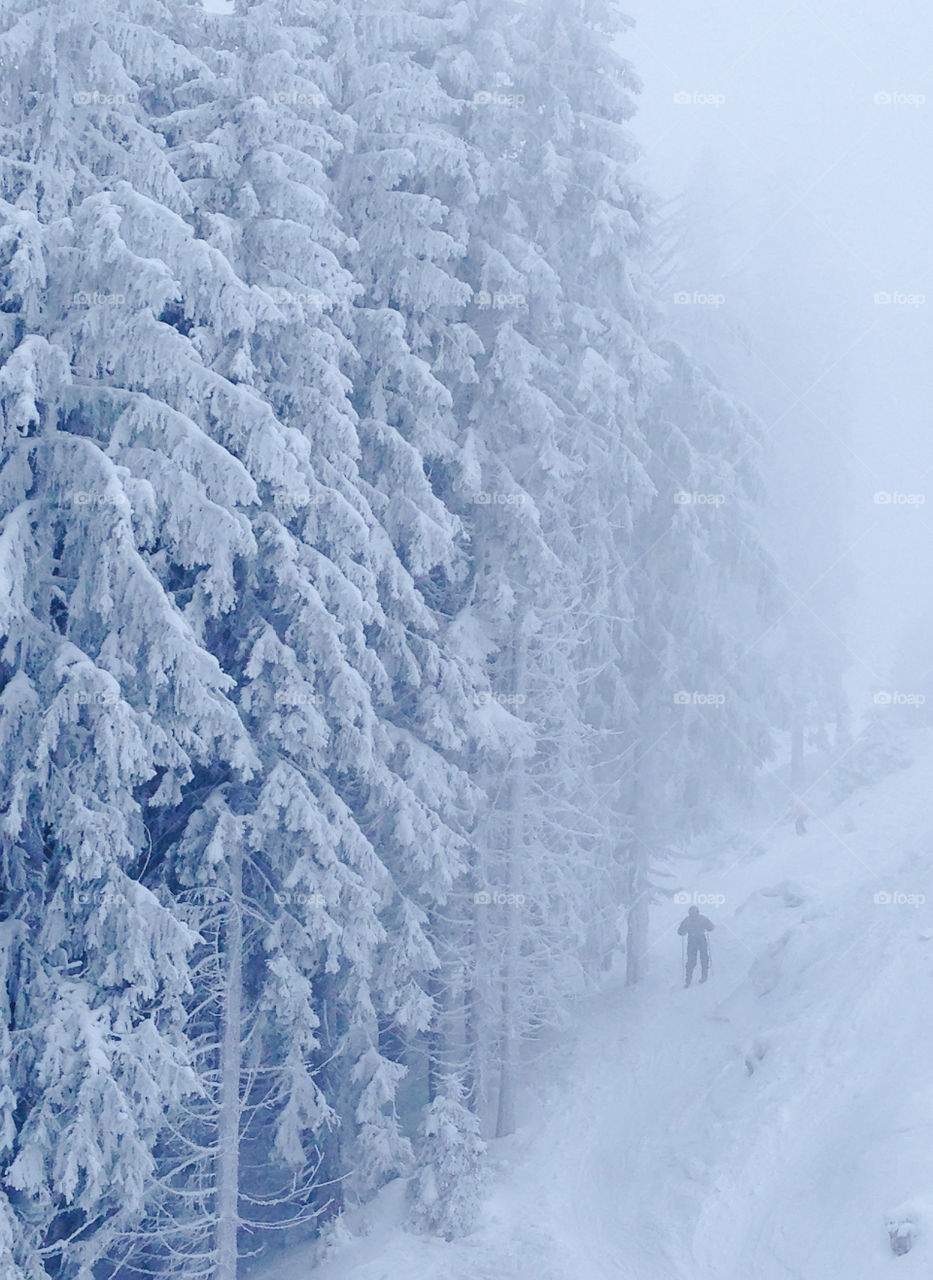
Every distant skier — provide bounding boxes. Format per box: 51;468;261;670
677;905;714;987
791;798;809;836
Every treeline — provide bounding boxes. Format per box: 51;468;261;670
0;0;789;1273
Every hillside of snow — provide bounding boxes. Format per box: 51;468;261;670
254;726;933;1280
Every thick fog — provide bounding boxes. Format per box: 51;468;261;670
8;3;933;1274
625;0;933;713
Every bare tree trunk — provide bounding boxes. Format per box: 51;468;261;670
834;696;852;751
467;830;492;1133
426;970;443;1105
495;979;518;1137
216;838;243;1280
496;614;527;1138
624;841;650;987
790;719;805;792
624;717;651;987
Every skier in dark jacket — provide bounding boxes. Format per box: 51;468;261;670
677;905;714;986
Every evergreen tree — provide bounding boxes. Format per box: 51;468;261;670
406;1073;484;1241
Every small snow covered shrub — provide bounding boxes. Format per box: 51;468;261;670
407;1075;485;1241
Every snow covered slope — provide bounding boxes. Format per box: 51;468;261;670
255;728;933;1279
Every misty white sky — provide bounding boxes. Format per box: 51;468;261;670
624;0;933;704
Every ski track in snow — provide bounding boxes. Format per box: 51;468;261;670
257;734;933;1280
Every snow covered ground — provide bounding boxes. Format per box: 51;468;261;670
255;727;933;1279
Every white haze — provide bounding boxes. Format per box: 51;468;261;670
625;0;933;711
